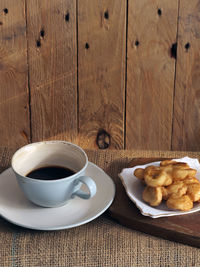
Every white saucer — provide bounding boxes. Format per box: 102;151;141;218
0;162;115;230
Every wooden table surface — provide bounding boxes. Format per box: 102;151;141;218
1;147;200;266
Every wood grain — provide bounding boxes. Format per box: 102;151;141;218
1;0;200;152
172;0;200;151
108;157;200;248
126;0;179;150
77;0;126;149
26;0;77;142
0;0;30;148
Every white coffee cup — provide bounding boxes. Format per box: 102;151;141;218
11;141;97;207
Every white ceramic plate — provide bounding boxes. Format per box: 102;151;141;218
0;162;115;230
119;157;200;218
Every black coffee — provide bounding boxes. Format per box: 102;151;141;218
26;166;76;180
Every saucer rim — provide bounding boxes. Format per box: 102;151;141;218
0;162;115;231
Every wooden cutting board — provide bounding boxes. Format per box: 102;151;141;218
108;158;200;248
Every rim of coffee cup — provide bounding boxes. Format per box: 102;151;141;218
11;141;88;183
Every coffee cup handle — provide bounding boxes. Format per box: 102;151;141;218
71;176;97;199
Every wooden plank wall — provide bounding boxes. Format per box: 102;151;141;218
126;0;179;150
78;0;126;149
0;0;200;151
172;0;200;151
26;0;77;142
0;0;30;148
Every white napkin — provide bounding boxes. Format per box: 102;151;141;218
119;157;200;218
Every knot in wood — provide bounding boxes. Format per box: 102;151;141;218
65;13;70;22
40;29;45;38
85;43;90;49
36;40;41;47
185;42;190;51
170;43;177;59
104;10;109;20
157;8;162;16
96;129;110;149
135;40;139;47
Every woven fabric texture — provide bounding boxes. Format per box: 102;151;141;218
0;148;200;267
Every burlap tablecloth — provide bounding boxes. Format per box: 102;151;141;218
0;148;200;267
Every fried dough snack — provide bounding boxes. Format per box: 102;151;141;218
133;159;200;211
161;187;168;200
166;195;193;211
172;168;197;181
166;181;187;198
186;183;200;202
160;160;189;168
183;177;199;185
142;186;162;206
144;166;172;187
159;160;196;181
134;168;144;181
